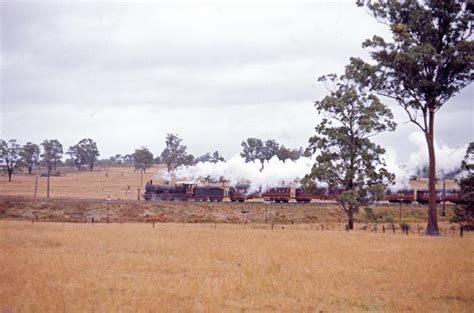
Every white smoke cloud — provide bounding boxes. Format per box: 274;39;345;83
407;132;467;175
383;148;412;191
156;131;468;193
158;155;316;193
384;132;468;190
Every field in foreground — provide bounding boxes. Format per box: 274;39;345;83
1;221;473;312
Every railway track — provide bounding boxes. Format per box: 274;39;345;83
0;195;456;208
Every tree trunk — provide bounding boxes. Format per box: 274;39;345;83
347;209;354;230
425;108;440;236
8;168;12;182
260;160;265;172
28;165;32;175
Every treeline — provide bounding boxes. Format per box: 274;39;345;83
0;134;307;181
0;138;103;181
240;138;310;171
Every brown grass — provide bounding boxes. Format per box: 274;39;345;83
0;166;165;200
0;196;457;225
1;221;473;312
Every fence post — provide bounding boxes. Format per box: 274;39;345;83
460;225;464;238
382;225;385;233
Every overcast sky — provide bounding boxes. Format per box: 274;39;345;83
1;0;472;165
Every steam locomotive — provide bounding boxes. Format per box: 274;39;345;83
144;181;225;201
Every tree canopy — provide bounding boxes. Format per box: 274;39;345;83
160;134;189;172
349;0;474;235
450;142;474;229
66;139;100;172
306;73;396;230
19;142;40;175
41;139;63;198
240;138;265;171
0;139;21;182
196;151;225;164
241;138;304;171
132;147;154;173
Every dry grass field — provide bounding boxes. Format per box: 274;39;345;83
1;221;473;312
0;166;164;200
1;167;470;312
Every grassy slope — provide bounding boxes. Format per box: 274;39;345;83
1;221;473;312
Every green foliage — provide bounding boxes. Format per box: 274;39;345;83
351;0;473;235
66;139;100;172
450;175;474;228
240;138;265;171
41;139;63;174
451;143;474;228
132;147;154;173
351;0;473;119
211;151;225;163
160;134;189;172
81;139;99;171
0;139;21;182
183;154;195;166
262;139;280;163
241;138;304;171
461;142;474;172
19;142;40;174
276;146;304;163
196;151;225;163
66;145;82;170
306;73;396;229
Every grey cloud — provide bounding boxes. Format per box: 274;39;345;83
1;1;472;162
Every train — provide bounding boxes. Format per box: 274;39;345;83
143;181;225;201
144;180;465;204
385;189;464;204
144;181;340;203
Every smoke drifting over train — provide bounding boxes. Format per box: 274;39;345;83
156;133;468;192
159;155;316;193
